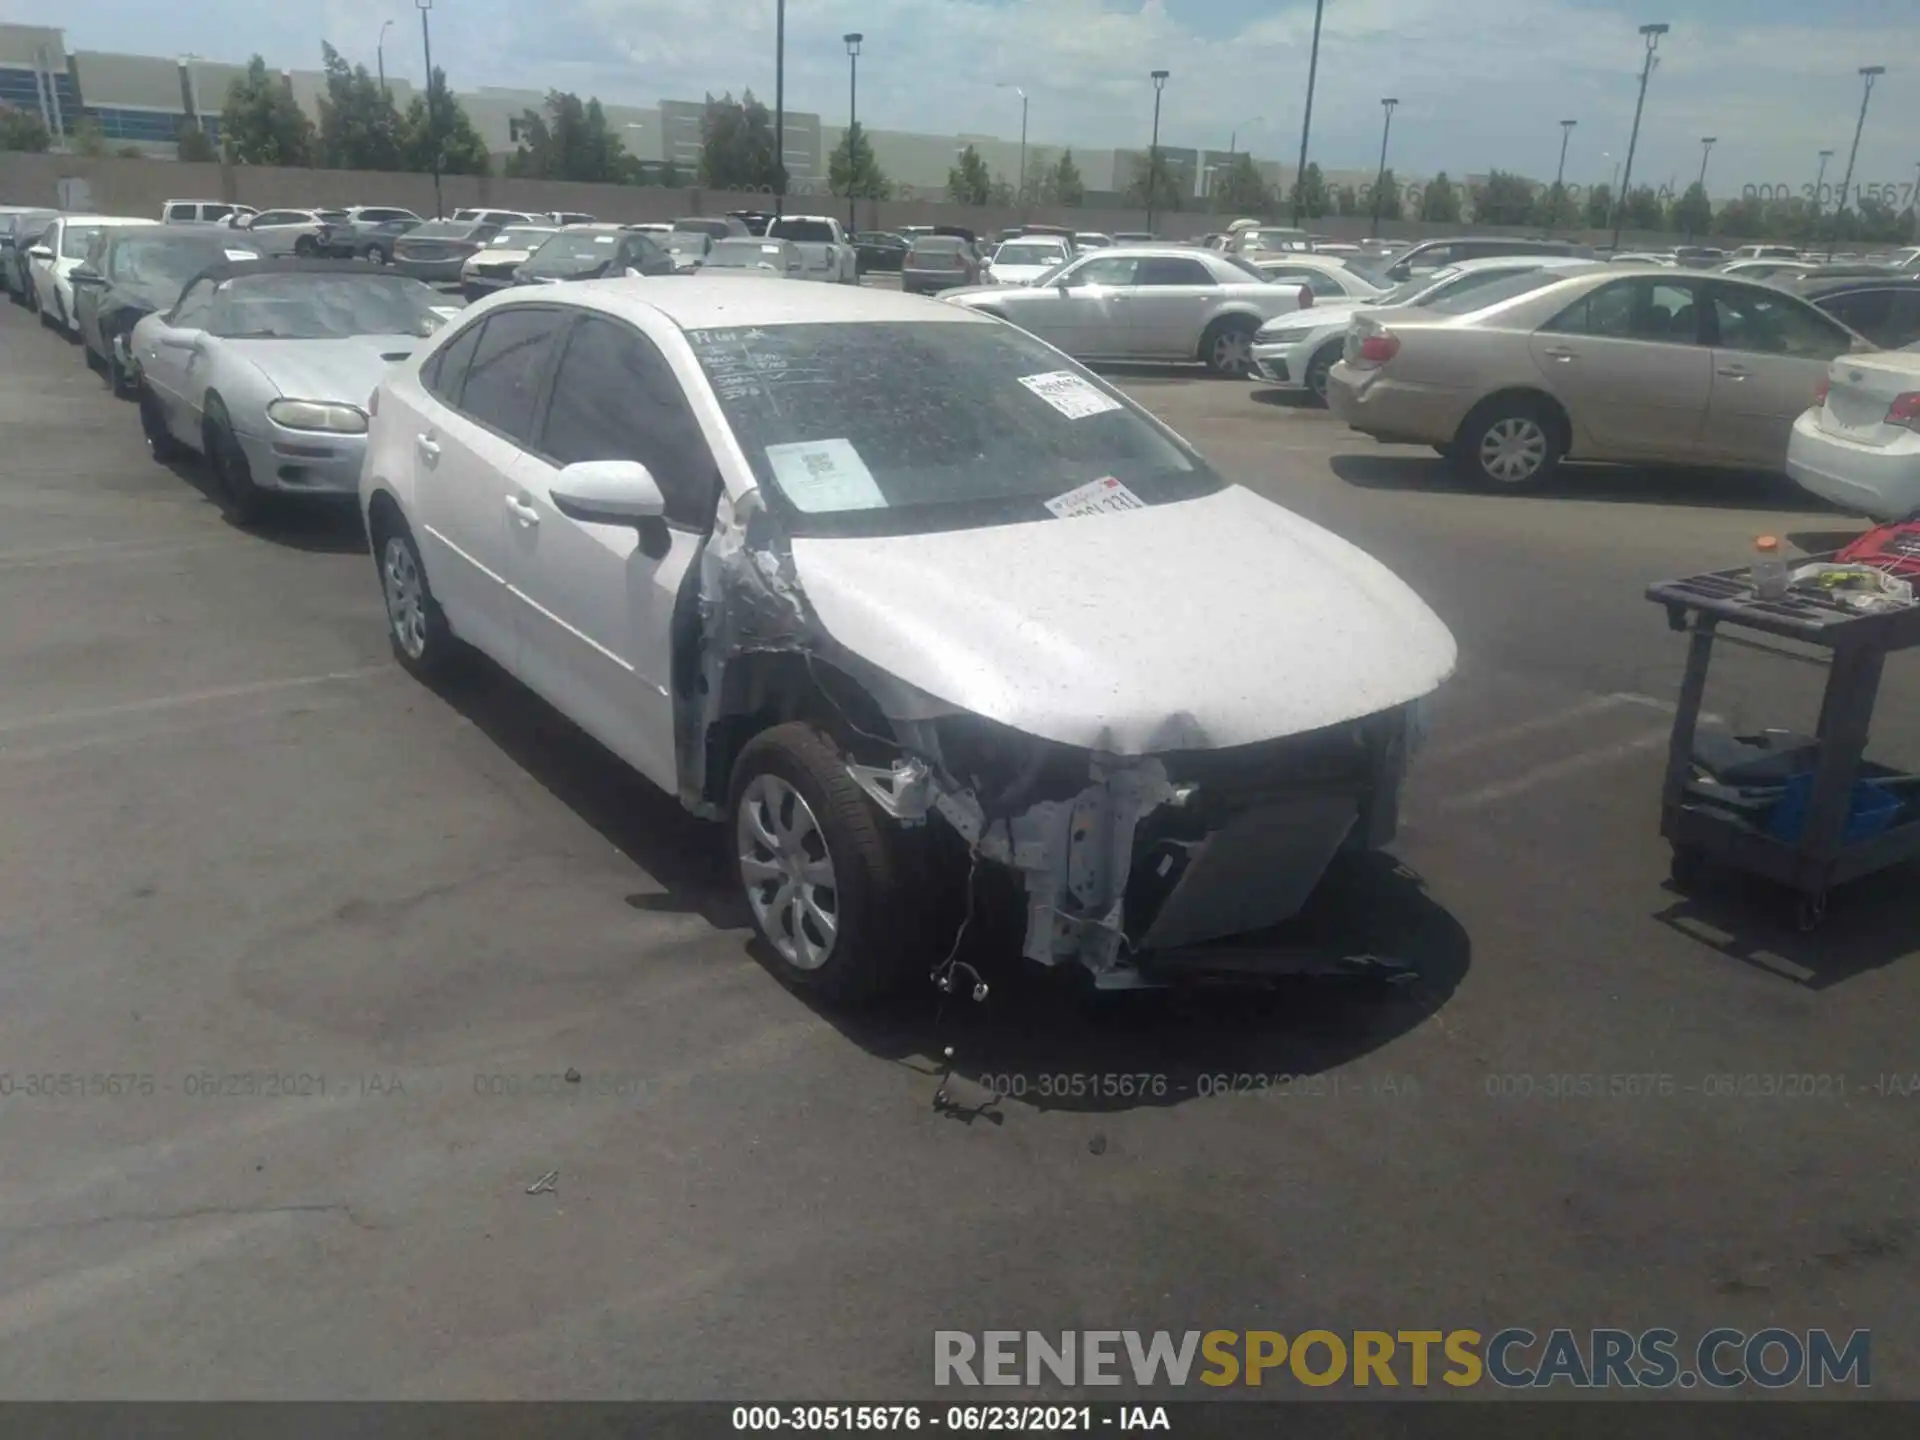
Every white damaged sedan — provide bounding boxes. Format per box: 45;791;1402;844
360;279;1457;999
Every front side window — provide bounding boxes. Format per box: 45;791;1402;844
62;224;101;260
454;308;564;444
1547;278;1702;342
423;318;486;406
171;279;215;328
1709;283;1852;359
539;316;719;528
1066;255;1140;288
687;320;1223;538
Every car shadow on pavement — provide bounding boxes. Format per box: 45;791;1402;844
157;456;371;553
808;850;1473;1116
1249;389;1323;410
1652;862;1920;990
1331;452;1834;512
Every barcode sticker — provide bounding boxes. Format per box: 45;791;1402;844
1044;476;1148;519
764;438;886;512
1018;370;1123;419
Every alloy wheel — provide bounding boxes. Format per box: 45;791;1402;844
737;774;840;972
1478;417;1548;484
382;536;428;661
1211;328;1254;375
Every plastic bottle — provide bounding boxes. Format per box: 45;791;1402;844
1752;535;1790;600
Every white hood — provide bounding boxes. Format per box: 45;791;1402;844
789;484;1457;754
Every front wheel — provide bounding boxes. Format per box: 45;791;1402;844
374;517;462;680
730;723;920;1004
1451;397;1564;491
139;385;187;462
1201;317;1259;377
204;397;268;525
1303;344;1339;406
294;236;318;257
364;244;390;266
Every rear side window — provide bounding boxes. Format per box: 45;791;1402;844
165;204;195;222
423;318;486;405
1424;269;1569;315
1136;257;1215;287
538;316;720;528
448;308;563;442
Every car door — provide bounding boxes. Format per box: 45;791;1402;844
1701;280;1857;467
504;313;721;789
29;220;60;310
1017;253;1139;356
1124;255;1222;358
1527;276;1713;460
137;276;217;441
72;229;108;350
408;306;567;669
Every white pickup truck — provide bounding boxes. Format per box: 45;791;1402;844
765;215;860;285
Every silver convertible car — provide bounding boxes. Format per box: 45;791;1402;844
131;259;448;523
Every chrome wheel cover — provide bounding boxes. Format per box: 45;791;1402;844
737;774;840;971
1479;417;1548;483
382;535;428;660
1212;328;1253;373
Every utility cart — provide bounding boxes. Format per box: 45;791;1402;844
1647;559;1920;931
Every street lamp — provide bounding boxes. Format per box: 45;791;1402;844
1217;115;1261;212
842;33;863;233
1369;97;1399;239
773;0;787;214
416;0;441;219
377;20;393;100
180;53;204;130
1610;22;1670;251
1291;0;1328;226
1809;147;1835;245
997;83;1029;215
1688;135;1716;242
1830;65;1887;259
1550;119;1577;233
1146;69;1169;234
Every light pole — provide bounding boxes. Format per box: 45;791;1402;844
180;53;204;131
1688;135;1715;242
1809;148;1835;247
416;0;441;218
1218;114;1261;213
1146;69;1169;234
1610;22;1669;251
1830;65;1887;259
1369;97;1399;238
1551;119;1576;232
842;33;863;233
997;84;1028;213
378;20;393;100
773;0;786;215
1291;0;1327;226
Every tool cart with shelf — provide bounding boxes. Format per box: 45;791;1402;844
1647;559;1920;931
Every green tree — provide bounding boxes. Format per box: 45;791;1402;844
1288;161;1330;220
1472;169;1535;225
1334;183;1359;217
1620;184;1665;231
1712;195;1767;240
0;103;51;153
1214;153;1273;215
659;157;684;189
1531;182;1577;230
1048;149;1084;206
400;69;490;176
71;116;108;158
176;119;217;162
1669;181;1712;237
220;56;317;166
698;90;778;191
948;144;991;205
506;91;628;182
1583;182;1613;229
827;122;890;201
988;175;1016;207
1363;168;1403;220
1123;151;1182;213
1419;172;1461;222
317;41;402;170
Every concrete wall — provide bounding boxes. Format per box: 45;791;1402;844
0;151;1717;248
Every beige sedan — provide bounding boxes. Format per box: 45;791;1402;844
1325;265;1874;490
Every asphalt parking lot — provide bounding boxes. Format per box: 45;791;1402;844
2;293;1918;1400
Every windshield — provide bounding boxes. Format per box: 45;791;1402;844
528;232;622;268
769;220;836;244
667;234;712;258
1423;268;1571;315
688;321;1223;538
674;219;732;240
993;243;1068;267
706;241;788;269
1380;265;1464;305
203;272;443;339
486;227;556;251
1340;258;1392;289
109;236;255;286
62;225;101;259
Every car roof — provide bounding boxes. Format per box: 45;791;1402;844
1793;272;1920;295
769;214;837;224
63;214;149;226
534;276;990;332
179;256;422;288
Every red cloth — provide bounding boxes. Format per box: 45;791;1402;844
1837;521;1920;581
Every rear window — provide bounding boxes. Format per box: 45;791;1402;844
911;239;964;254
405;222;482;240
769;219;836;244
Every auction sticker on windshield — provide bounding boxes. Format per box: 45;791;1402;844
765;438;887;512
1045;476;1146;519
1019;370;1122;419
225;250;258;261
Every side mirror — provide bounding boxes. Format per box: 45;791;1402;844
69;265;105;286
549;460;666;529
159;328;205;351
27;245;52;261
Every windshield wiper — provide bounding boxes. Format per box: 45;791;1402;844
223;329;299;339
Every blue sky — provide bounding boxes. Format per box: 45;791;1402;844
15;0;1920;193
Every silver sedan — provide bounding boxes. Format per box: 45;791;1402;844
941;246;1306;375
131;259;445;524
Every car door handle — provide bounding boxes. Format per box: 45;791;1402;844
1716;366;1749;379
1542;346;1577;362
415;434;441;464
504;495;541;525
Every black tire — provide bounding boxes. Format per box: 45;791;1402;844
1450;394;1565;492
294;235;318;257
364;243;390;266
370;510;462;681
138;384;187;462
1303;343;1340;406
84;339;106;374
1201;315;1260;377
1668;844;1706;892
203;396;268;525
729;722;919;1004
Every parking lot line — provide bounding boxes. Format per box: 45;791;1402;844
1438;727;1673;812
0;540;230;572
0;667;391;737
